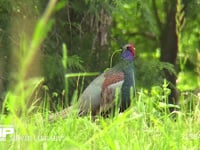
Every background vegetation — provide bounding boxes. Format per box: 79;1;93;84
0;0;199;149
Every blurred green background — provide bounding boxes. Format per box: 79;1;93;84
0;0;199;111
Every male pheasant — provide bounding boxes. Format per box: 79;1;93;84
78;43;136;116
48;43;136;121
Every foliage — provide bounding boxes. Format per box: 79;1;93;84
1;83;200;149
112;0;200;92
135;59;176;89
0;0;200;149
176;0;200;90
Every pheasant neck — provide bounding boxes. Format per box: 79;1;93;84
120;64;135;112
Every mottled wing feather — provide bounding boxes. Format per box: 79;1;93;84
100;80;124;113
78;67;125;115
102;72;124;91
100;72;124;113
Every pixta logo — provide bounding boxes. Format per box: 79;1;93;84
0;125;14;141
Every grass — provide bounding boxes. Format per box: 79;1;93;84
0;90;200;150
0;0;200;149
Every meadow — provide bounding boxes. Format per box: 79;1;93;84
0;0;200;149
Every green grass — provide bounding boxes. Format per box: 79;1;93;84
0;0;200;149
1;82;200;149
0;91;200;150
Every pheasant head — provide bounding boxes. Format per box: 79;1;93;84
121;43;135;61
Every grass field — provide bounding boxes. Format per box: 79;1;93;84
0;90;200;150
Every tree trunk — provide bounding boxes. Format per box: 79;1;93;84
160;1;178;109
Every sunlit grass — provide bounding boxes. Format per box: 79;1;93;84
177;71;200;91
1;89;200;149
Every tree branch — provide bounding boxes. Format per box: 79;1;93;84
128;32;157;40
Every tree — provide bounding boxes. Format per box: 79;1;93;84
157;0;179;106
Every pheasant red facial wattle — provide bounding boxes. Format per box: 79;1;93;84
78;43;136;116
